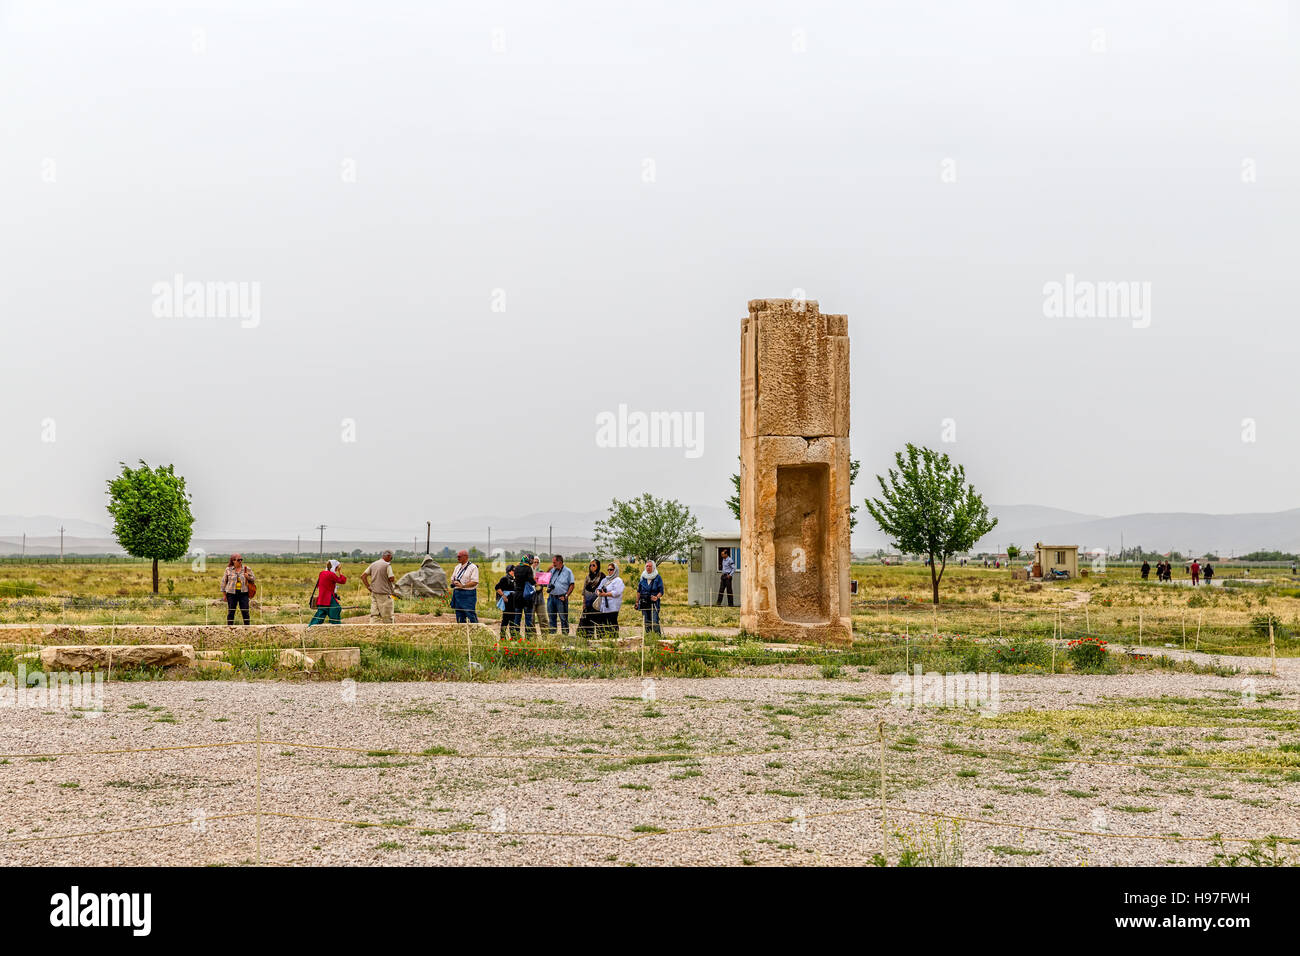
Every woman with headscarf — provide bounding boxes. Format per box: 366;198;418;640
577;559;603;637
219;553;256;625
595;560;625;636
308;559;347;626
635;559;664;636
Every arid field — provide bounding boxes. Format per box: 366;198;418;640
2;668;1297;866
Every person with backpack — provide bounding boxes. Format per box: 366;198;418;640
496;565;520;637
308;559;347;626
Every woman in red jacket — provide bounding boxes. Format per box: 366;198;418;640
308;559;347;626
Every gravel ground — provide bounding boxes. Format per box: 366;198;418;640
2;671;1297;866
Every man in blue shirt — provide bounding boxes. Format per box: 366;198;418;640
717;548;735;607
547;554;576;635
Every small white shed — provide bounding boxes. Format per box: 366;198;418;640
688;532;742;606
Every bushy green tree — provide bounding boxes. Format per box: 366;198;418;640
105;461;195;594
594;493;701;566
864;444;997;605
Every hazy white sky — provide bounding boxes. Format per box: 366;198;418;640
2;0;1296;538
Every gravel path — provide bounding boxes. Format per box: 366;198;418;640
2;672;1296;866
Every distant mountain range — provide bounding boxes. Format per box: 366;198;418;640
1;504;1297;557
963;505;1300;557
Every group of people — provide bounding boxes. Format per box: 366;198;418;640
1140;558;1214;585
222;548;671;634
493;555;665;638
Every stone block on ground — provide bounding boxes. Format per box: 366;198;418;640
301;647;361;669
40;644;195;671
278;649;314;671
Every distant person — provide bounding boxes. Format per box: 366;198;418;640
362;550;397;623
495;565;520;636
547;554;575;635
219;553;256;626
717;548;735;607
1203;561;1214;585
1140;560;1150;581
577;559;602;637
449;549;479;623
636;559;664;636
308;559;346;626
596;561;625;636
1190;559;1201;586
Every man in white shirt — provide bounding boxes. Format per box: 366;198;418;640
450;549;479;623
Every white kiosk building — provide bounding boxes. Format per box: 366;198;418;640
688;532;742;606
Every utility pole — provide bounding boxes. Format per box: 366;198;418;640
316;524;326;560
426;521;431;555
59;525;65;561
487;526;491;559
549;524;553;557
297;535;300;555
21;533;25;558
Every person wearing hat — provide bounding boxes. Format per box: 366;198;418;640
308;559;347;626
219;553;257;625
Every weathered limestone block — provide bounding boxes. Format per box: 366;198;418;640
740;299;852;645
278;649;314;671
301;646;361;669
40;644;195;671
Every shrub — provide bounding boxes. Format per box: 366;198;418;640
1067;636;1109;671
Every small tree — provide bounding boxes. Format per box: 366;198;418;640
863;444;997;605
729;458;861;530
1006;544;1021;561
594;493;701;566
106;461;195;594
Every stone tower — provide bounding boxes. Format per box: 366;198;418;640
739;299;851;645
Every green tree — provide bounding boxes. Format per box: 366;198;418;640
863;444;997;605
728;458;861;530
1006;544;1021;561
594;493;701;566
105;461;195;594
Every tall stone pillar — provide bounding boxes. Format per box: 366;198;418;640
739;299;851;645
